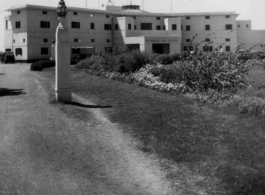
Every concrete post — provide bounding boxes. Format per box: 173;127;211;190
55;17;72;103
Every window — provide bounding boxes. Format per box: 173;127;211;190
133;17;136;19
91;23;95;29
106;15;109;18
246;24;249;28
205;16;210;19
225;24;233;30
104;24;112;30
5;49;11;52
40;21;50;28
74;38;79;42
163;25;166;30
141;23;152;30
181;25;183;31
156;25;161;30
183;46;193;51
128;23;132;30
186;25;190;31
186;39;190;42
186;16;190;19
203;46;213;52
43;39;48;42
225;38;230;42
5;20;8;29
205;39;210;42
73;12;78;15
107;39;110;43
41;48;48;55
23;39;25;43
205;25;210;31
91;39;95;42
172;24;177;30
15;48;22;56
134;25;136;30
15;21;20;28
225;46;230;52
115;24;119;30
43;11;47;14
71;22;80;28
105;47;113;53
238;24;240;28
17;11;20;14
13;39;15;43
156;17;161;20
225;15;230;18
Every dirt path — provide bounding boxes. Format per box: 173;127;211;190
0;64;174;195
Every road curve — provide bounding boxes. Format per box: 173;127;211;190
0;64;174;195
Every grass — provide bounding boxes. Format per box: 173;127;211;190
40;66;265;195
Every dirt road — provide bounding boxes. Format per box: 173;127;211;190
0;64;174;195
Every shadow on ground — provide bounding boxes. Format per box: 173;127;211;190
0;88;26;97
70;101;112;108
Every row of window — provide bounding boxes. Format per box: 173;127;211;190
185;15;231;20
186;38;231;43
13;48;49;56
183;45;231;52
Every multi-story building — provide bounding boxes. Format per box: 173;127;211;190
4;3;265;62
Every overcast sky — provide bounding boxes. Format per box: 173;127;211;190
1;0;265;51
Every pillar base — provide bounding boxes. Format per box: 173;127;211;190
55;88;72;103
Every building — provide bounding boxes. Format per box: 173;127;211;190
3;3;265;62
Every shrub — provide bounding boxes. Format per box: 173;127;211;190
75;57;96;69
154;54;173;65
169;53;181;62
30;60;55;71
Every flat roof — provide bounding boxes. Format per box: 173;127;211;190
6;4;239;17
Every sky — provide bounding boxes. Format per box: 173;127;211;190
0;0;265;51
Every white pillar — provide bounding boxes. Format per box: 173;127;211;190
55;17;72;103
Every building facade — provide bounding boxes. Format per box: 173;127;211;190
4;4;265;61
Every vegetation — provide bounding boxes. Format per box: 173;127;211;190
30;60;55;71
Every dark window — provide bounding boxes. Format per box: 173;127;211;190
43;39;48;42
181;25;183;31
225;38;230;42
156;25;161;30
128;23;132;30
205;25;210;31
183;46;193;51
72;22;80;28
156;17;161;20
40;21;50;28
23;39;25;43
225;24;233;30
205;39;210;42
74;38;79;42
238;24;240;28
203;46;213;52
134;25;136;30
13;39;15;43
17;11;20;14
73;12;78;15
91;23;95;29
205;16;210;19
186;25;190;31
186;39;190;42
225;46;230;52
141;23;152;30
43;11;47;14
186;16;190;19
104;24;112;30
106;15;109;18
91;39;95;42
107;39;110;43
15;48;22;56
5;49;11;52
225;15;230;18
115;24;118;30
246;24;249;28
133;17;136;19
105;47;113;53
172;24;177;30
41;47;48;55
5;20;8;29
15;21;20;28
163;25;166;30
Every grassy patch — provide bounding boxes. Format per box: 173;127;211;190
40;67;265;194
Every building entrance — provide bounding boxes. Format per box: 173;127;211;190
152;44;170;54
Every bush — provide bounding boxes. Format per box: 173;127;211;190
30;60;55;71
169;53;181;62
75;57;96;69
154;54;173;65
